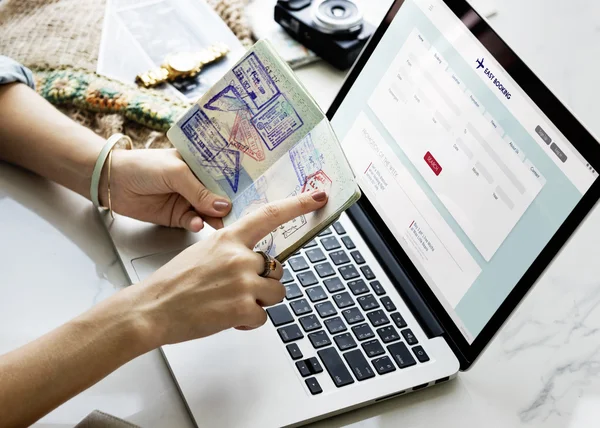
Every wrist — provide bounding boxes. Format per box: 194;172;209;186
121;280;169;351
75;285;158;358
61;125;106;200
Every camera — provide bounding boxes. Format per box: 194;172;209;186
274;0;375;70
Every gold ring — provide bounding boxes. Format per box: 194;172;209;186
256;251;277;278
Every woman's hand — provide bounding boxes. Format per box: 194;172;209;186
127;189;328;348
99;148;231;231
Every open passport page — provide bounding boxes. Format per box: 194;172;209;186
167;39;361;261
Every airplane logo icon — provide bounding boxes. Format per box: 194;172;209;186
476;58;485;70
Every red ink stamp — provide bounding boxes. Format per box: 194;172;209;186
230;110;266;162
302;170;333;194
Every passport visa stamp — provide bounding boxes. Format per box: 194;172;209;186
181;106;228;162
230;109;266;162
289;133;324;185
302;170;333;194
203;85;251;112
251;94;303;150
233;52;280;110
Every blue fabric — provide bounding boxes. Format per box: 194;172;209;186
0;56;35;89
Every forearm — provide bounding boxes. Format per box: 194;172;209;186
0;286;152;427
0;83;105;200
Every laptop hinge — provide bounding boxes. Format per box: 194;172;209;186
347;203;444;339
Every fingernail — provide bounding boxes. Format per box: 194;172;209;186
213;200;230;212
312;191;327;202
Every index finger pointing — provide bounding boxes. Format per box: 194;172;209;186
233;190;328;248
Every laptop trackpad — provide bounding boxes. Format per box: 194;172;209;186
131;249;185;282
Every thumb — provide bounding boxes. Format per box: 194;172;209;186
170;165;232;218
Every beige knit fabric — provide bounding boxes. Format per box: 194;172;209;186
0;0;251;148
0;0;105;71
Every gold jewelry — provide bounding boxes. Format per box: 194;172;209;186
135;43;230;88
256;251;278;278
106;135;133;219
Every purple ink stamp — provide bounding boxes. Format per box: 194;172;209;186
180;106;229;162
289;133;323;185
203;85;251;112
233;52;280;110
251;94;303;151
199;148;241;193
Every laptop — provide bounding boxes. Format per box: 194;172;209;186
101;0;600;426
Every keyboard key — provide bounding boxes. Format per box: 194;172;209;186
329;250;350;266
278;324;303;343
402;329;418;345
306;248;326;263
352;323;375;341
340;265;360;281
288;256;309;272
370;280;386;296
360;265;376;280
391;312;407;329
281;268;294;284
377;325;400;343
305;377;322;395
318;227;333;236
306;286;327;302
358;294;379;311
341;236;356;249
286;343;303;360
297;271;318;287
285;283;303;300
344;349;375;381
333;291;354;309
373;356;396;375
362;339;385;357
296;360;311;377
348;279;369;295
307;357;323;374
315;301;337;318
299;314;322;332
321;236;341;251
387;342;416;368
350;250;365;265
315;262;335;278
412;345;430;363
367;310;390;327
333;332;357;351
304;240;318;248
381;296;396;312
333;222;346;235
308;330;332;349
324;317;347;334
342;307;365;325
267;304;294;326
318;347;354;387
324;277;345;293
290;299;312;316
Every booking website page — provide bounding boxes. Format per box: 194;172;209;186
332;0;596;341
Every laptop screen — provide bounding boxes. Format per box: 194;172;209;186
331;0;599;343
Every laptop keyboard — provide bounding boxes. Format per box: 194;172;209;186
266;221;430;395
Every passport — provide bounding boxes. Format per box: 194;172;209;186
167;39;360;261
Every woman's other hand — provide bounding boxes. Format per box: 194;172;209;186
128;189;328;348
100;148;231;231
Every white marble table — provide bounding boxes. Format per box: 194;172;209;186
2;0;600;427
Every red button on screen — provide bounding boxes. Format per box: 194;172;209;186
424;151;442;176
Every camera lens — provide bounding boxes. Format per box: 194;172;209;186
311;0;363;33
